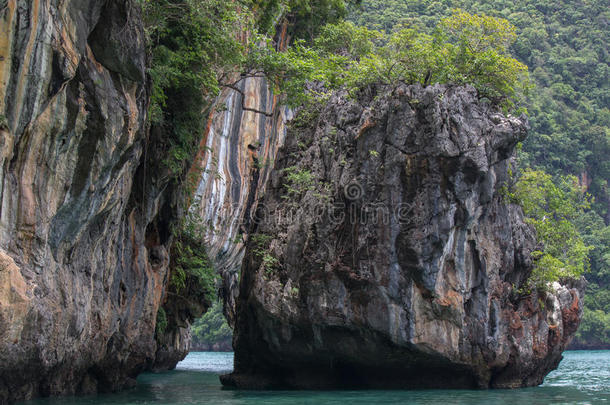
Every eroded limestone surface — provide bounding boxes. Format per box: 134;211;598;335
0;1;174;401
222;84;583;390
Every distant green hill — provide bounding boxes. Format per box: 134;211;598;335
191;301;232;352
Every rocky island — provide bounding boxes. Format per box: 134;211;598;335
221;84;583;389
0;0;593;403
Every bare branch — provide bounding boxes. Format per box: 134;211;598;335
223;84;274;117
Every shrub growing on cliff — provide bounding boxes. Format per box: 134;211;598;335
512;169;592;289
283;166;316;197
137;0;251;177
170;206;216;300
251;233;280;275
156;307;169;336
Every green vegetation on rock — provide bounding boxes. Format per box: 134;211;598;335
136;0;356;176
170;207;216;299
261;9;530;110
138;0;251;176
156;307;169;336
251;233;280;275
511;170;591;289
136;0;531;179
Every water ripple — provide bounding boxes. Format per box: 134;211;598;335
18;351;610;405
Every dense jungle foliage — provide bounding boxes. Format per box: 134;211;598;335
139;0;608;349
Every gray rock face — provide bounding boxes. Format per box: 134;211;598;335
0;1;186;402
222;84;584;389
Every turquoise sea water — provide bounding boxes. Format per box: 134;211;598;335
21;351;610;404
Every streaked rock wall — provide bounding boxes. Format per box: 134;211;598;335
191;76;291;324
0;1;179;401
0;2;292;399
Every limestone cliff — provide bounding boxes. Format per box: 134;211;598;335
221;84;584;389
0;0;294;399
0;0;183;401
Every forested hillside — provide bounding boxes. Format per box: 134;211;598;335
349;0;609;348
191;302;232;351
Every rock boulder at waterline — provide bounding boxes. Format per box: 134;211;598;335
222;84;584;389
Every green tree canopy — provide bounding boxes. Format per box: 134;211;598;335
512;169;591;289
260;9;530;109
